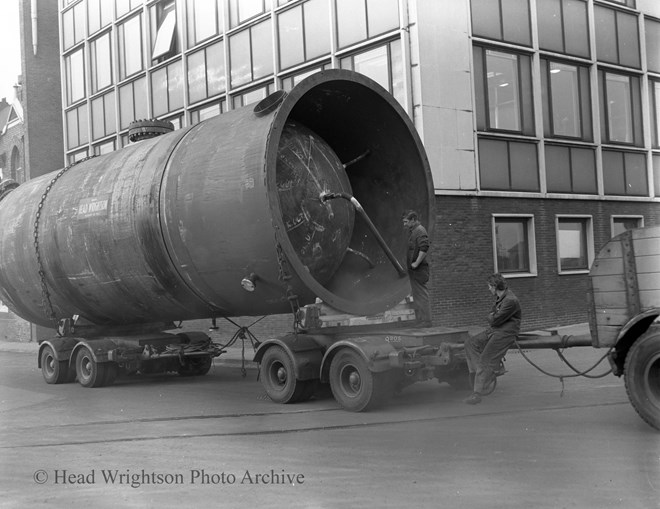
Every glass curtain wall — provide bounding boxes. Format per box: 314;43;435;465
60;0;403;161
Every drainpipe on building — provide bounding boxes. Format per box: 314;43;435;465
31;0;37;56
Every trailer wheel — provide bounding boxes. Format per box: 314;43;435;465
624;329;660;430
329;348;388;412
75;347;108;388
40;346;74;384
260;346;309;404
178;356;213;376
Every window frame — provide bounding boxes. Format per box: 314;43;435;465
150;0;180;64
470;0;532;47
555;215;594;275
474;46;535;136
187;0;222;47
540;58;592;141
90;31;113;94
594;4;641;69
118;13;144;81
611;215;644;237
598;70;643;147
492;214;538;278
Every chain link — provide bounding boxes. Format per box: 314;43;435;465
33;156;95;331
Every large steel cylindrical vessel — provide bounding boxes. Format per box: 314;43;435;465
0;70;434;328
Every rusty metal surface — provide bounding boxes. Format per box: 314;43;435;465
0;70;434;328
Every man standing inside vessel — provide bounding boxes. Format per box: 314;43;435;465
402;210;432;327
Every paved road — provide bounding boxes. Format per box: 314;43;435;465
0;346;658;509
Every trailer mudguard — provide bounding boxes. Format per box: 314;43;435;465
37;337;80;367
253;334;325;381
69;338;120;365
320;336;398;383
608;308;660;376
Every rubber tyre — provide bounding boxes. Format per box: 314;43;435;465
329;348;389;412
623;329;660;430
260;346;308;404
75;347;108;388
178;356;213;377
40;346;73;384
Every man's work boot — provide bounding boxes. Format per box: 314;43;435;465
464;392;482;405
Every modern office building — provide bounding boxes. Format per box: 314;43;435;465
50;0;660;332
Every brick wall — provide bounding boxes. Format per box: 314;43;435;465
429;195;660;331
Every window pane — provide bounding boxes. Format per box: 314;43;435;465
230;30;251;87
353;46;389;91
624;152;647;196
230;0;270;26
152;67;168;117
304;0;330;60
119;82;134;130
278;6;304;70
545;145;572;193
653;154;660;197
91;33;112;93
602;150;626;195
486;50;520;131
390;39;404;107
537;0;562;53
501;0;531;45
66;108;79;149
120;15;143;80
558;219;587;270
564;0;589;58
167;61;184;112
366;0;398;36
188;0;219;46
550;62;580;137
206;41;226;96
63;8;75;49
252;20;273;80
652;81;660;148
617;11;640;68
509;141;539;191
153;10;177;60
646;19;660;74
67;49;86;105
336;0;367;48
92;96;105;140
595;6;617;64
495;219;529;273
187;49;207;104
606;74;633;143
88;0;101;34
571;147;596;194
479;138;509;190
471;0;501;40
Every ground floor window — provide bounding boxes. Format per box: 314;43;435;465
556;216;593;273
492;215;537;276
611;215;643;237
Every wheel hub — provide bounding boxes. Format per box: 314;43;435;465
276;366;287;385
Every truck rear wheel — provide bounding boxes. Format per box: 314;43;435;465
75;346;109;388
260;346;310;404
623;329;660;430
329;348;389;412
40;345;74;384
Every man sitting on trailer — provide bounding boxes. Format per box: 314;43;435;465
464;273;522;405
